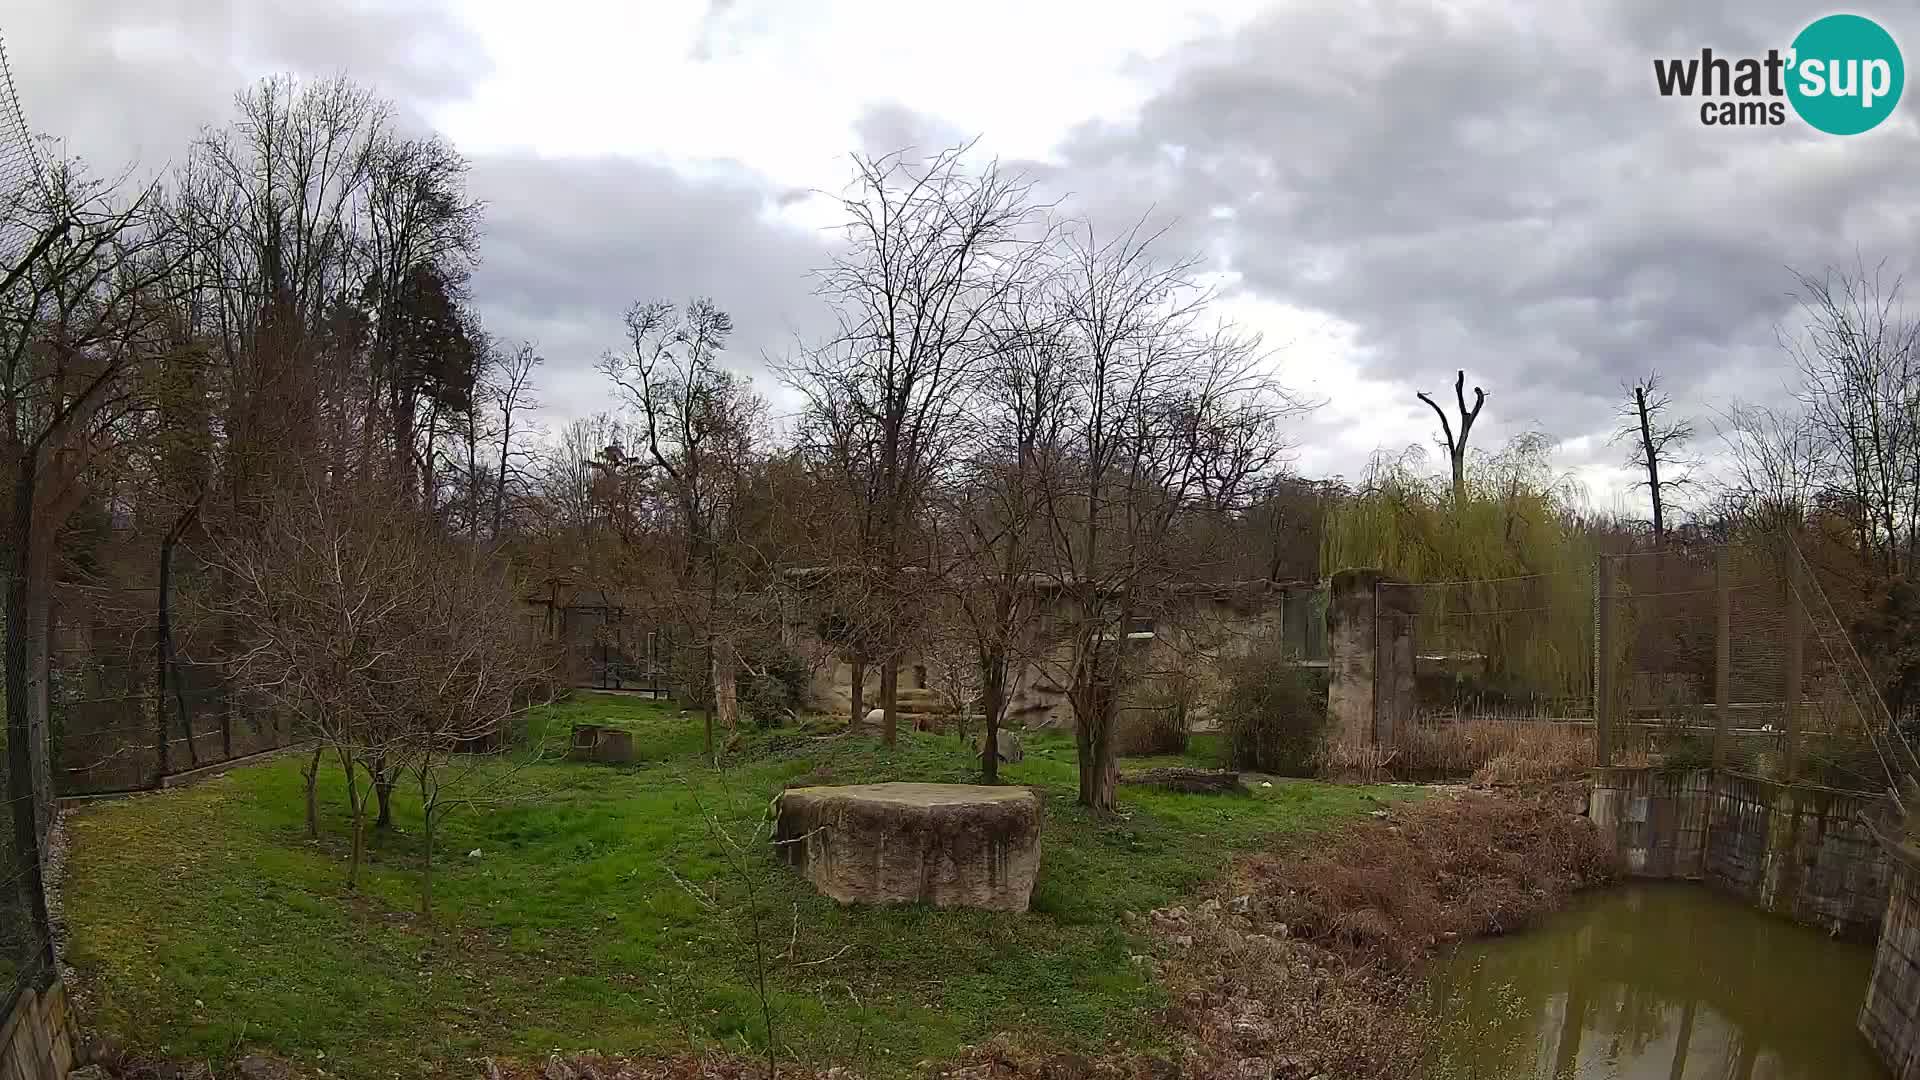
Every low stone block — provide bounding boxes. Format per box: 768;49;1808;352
774;782;1042;912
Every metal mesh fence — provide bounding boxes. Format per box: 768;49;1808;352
0;24;59;1019
0;30;45;271
1595;541;1910;793
50;569;294;797
2;754;58;1019
1363;538;1917;794
1381;570;1596;719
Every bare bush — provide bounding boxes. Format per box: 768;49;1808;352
205;476;552;894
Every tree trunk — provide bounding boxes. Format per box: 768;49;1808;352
341;750;366;888
880;662;898;747
849;657;867;732
1450;448;1467;510
1636;386;1665;541
980;646;1006;784
25;561;53;837
4;459;57;978
419;770;437;921
155;532;173;781
373;756;395;829
303;745;324;839
712;638;739;733
1071;643;1121;811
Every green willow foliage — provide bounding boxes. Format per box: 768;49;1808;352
1321;435;1597;707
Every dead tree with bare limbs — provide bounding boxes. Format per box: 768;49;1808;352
1612;371;1696;541
1417;370;1486;509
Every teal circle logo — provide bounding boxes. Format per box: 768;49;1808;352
1787;14;1904;135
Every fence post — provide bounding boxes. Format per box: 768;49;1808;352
1596;555;1615;766
1715;546;1732;769
1784;547;1804;783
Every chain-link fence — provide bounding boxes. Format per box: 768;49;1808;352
0;22;60;1021
1364;571;1596;782
1357;538;1917;793
0;30;44;272
1380;570;1596;718
51;566;295;796
1596;540;1912;793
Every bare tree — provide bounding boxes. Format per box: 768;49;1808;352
206;475;548;890
939;289;1069;780
1417;370;1486;509
2;156;183;843
600;298;767;755
1611;371;1696;541
788;144;1049;746
1713;401;1821;535
1040;222;1294;811
1784;263;1920;577
484;340;542;541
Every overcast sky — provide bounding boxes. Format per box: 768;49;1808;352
8;0;1918;515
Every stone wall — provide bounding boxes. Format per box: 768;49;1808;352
1862;824;1920;1079
0;978;76;1080
798;581;1324;731
1589;766;1888;938
1325;569;1415;748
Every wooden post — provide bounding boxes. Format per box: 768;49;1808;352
1784;549;1804;783
1597;555;1616;766
1714;547;1732;769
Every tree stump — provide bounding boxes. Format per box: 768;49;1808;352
773;783;1042;912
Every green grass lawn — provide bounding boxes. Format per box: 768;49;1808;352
61;694;1417;1077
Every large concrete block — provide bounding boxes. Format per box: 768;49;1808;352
774;782;1042;912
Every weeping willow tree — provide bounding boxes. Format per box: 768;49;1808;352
1323;434;1597;708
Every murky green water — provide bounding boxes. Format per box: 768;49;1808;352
1425;883;1886;1079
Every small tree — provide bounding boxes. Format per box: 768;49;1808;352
788;145;1048;746
207;476;548;891
1041;222;1295;811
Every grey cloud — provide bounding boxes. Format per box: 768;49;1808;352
1036;0;1920;473
6;0;829;423
466;153;833;420
6;0;488;170
853;103;973;161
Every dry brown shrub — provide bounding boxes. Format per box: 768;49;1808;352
1114;705;1190;757
1325;713;1592;785
1247;786;1616;967
1132;786;1618;1079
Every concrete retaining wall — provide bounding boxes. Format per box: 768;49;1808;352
0;978;75;1080
1589;766;1888;938
1863;822;1920;1079
1325;569;1415;748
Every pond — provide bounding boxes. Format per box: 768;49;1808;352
1425;882;1886;1079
